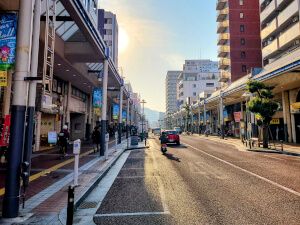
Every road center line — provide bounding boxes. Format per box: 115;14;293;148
94;211;170;217
182;142;300;197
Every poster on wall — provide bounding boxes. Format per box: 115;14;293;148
0;13;18;70
48;131;57;144
112;104;119;120
122;110;127;122
234;112;242;122
93;88;102;108
0;115;11;147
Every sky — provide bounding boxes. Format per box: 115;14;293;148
99;0;218;112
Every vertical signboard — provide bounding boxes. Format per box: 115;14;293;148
0;115;11;147
112;104;119;120
0;70;7;86
93;88;102;116
0;13;17;70
122;110;127;122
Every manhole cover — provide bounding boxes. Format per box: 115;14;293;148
78;201;98;209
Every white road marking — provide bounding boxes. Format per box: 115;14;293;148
183;142;300;197
149;144;170;213
94;211;170;217
263;155;285;161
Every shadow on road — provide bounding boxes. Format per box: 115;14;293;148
167;144;187;149
163;153;181;162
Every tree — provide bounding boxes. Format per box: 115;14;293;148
246;80;279;148
183;103;191;132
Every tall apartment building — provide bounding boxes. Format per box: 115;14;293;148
260;0;300;66
98;9;119;67
177;60;219;107
217;0;262;83
166;71;181;115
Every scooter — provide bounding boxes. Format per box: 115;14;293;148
161;143;167;154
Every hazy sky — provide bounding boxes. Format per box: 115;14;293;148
99;0;218;111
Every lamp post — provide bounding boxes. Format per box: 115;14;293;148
220;91;225;139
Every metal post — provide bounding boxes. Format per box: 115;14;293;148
2;0;34;218
100;59;108;156
141;100;146;140
204;102;207;132
66;186;75;225
118;86;123;144
23;0;41;187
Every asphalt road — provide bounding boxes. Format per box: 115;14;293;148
77;135;300;225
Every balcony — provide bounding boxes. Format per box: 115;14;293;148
216;7;228;22
217;33;230;45
277;0;299;27
262;38;279;59
260;0;276;23
218;45;230;57
218;58;230;69
261;18;277;40
217;20;229;33
216;0;227;10
218;71;230;82
279;22;300;48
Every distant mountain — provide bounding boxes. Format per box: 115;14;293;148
144;108;163;128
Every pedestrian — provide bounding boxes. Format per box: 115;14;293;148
58;125;70;158
92;126;101;152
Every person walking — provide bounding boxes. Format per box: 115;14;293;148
92;126;101;153
58;125;70;158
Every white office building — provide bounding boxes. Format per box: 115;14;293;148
177;60;219;108
166;71;181;115
98;9;119;67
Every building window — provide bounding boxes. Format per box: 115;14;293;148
240;12;244;19
241;51;246;59
242;65;247;72
239;0;244;5
241;38;246;45
193;84;196;88
240;25;245;32
193;92;197;96
206;83;214;87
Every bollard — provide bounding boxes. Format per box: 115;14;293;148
105;133;109;160
280;140;283;151
115;132;118;152
73;139;81;186
66;185;75;225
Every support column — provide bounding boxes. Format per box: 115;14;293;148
65;82;72;126
3;71;13;116
126;98;130;138
3;0;34;218
100;59;108;156
118;86;123;144
204;102;207;131
220;94;224;139
282;91;292;142
198;109;201;134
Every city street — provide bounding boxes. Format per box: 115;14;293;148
76;136;300;225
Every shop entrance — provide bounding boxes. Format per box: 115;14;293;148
295;91;300;143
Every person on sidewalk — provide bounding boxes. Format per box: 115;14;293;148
92;126;101;153
58;125;70;158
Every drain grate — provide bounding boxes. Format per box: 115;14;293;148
78;201;98;209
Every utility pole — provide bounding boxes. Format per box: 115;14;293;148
3;0;34;218
100;57;109;156
220;92;225;139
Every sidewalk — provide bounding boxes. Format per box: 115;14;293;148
0;140;128;225
191;134;300;156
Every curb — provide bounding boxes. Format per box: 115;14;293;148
125;146;150;151
246;148;300;157
58;145;127;223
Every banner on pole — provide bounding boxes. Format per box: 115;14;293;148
0;115;11;147
0;70;7;86
112;104;119;120
0;13;18;70
92;88;102;108
122;110;127;122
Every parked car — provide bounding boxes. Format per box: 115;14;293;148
174;127;182;134
160;130;180;145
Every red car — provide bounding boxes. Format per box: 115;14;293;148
162;130;180;145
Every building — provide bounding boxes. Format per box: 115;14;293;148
259;0;300;143
177;60;219;108
165;71;181;115
217;0;262;83
98;9;119;67
260;0;300;66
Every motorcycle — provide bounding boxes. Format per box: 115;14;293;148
161;143;167;154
